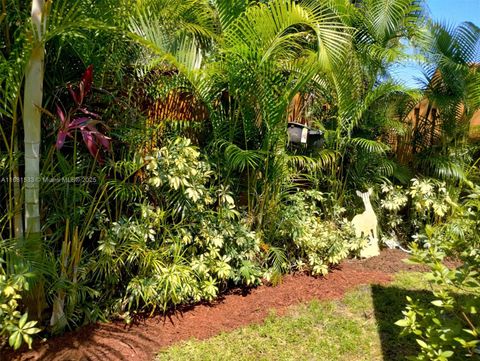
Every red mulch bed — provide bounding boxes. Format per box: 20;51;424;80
2;249;419;361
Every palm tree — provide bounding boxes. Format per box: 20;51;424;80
287;0;425;199
209;0;351;229
130;0;352;230
0;1;30;242
409;21;480;181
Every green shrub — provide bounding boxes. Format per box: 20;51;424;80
395;186;480;360
274;190;361;275
90;137;262;319
0;263;41;350
379;178;455;246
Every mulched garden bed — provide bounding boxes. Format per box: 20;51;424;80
2;249;430;361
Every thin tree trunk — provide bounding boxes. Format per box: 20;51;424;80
23;0;45;237
22;0;47;320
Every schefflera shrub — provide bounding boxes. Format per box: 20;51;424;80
0;267;41;350
395;186;480;361
96;137;262;318
274;190;362;275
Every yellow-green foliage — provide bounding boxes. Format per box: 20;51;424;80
275;190;362;275
92;137;262;319
379;178;456;240
0;266;41;350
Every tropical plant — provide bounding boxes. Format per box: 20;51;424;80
73;136;263;320
272;189;361;275
53;65;111;162
396;186;480;361
408;21;480;181
378;178;455;245
22;0;48;240
0;0;124;326
0;257;41;350
214;0;352;226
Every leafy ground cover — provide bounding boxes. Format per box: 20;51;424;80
156;272;431;361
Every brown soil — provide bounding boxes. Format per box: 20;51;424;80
346;248;430;273
2;249;418;361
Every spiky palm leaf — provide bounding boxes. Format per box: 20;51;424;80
223;142;265;172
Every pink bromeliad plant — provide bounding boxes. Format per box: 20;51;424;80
55;65;111;163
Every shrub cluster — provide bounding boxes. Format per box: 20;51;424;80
395;186;480;360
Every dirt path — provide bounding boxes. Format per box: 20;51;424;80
3;249;417;361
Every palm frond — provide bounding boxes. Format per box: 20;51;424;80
226;0;350;68
267;246;290;274
223;142;265;172
349;137;390;154
416;152;467;181
286;154;319;172
128;0;216;74
212;0;249;32
364;0;422;42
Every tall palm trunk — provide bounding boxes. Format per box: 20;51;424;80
23;0;46;238
22;0;48;319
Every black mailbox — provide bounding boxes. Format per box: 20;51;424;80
287;122;324;150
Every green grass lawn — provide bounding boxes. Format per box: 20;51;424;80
157;272;434;361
